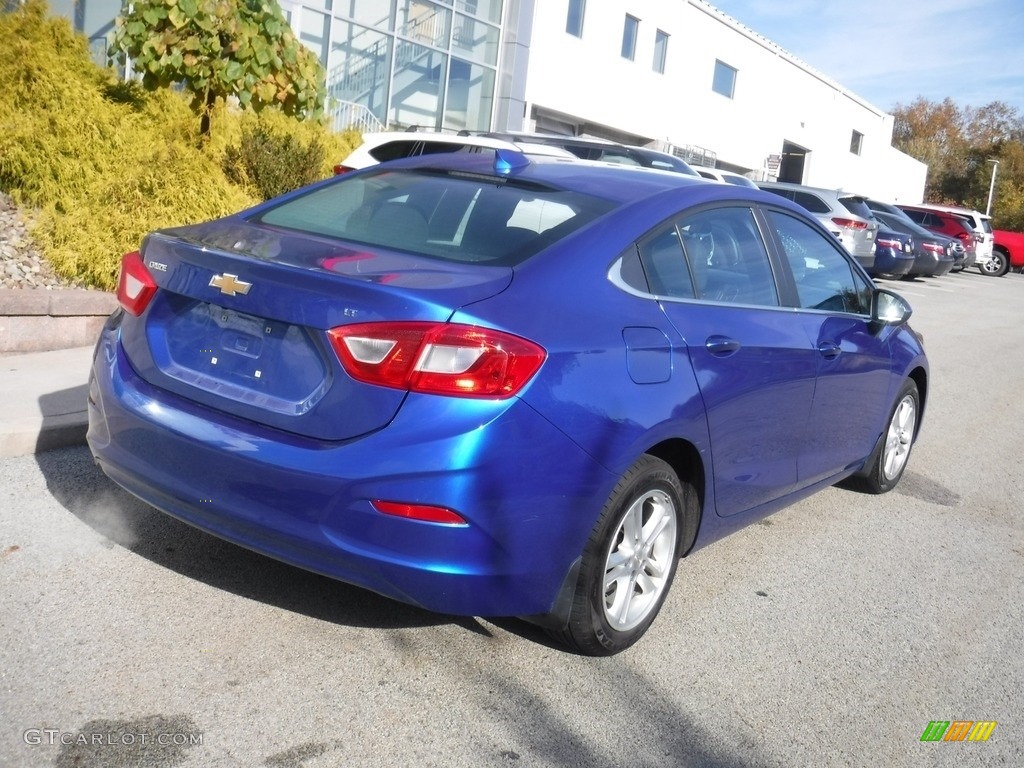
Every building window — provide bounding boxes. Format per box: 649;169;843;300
653;29;668;73
712;59;737;98
621;15;639;60
566;0;585;37
850;130;864;155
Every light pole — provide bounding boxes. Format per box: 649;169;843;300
986;159;999;216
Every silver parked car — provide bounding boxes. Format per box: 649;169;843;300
757;181;879;270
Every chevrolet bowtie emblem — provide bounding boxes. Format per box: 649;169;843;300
209;273;252;296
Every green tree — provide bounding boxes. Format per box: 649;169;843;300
892;97;1024;229
109;0;325;138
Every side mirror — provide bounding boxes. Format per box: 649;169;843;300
872;288;913;326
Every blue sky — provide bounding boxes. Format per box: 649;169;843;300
709;0;1024;115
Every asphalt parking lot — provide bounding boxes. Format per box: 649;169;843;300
1;269;1021;768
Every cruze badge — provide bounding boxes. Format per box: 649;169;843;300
209;273;252;296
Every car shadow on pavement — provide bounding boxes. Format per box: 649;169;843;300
34;445;488;636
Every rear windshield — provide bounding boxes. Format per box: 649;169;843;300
838;196;873;219
253;168;617;266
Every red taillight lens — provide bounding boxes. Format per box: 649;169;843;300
117;251;158;316
332;164;355;175
832;217;868;230
876;238;900;250
328;322;546;398
921;242;944;254
372;500;467;526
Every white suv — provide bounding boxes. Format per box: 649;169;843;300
904;203;995;274
334;131;572;175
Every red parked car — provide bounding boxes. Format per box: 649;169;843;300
992;230;1024;277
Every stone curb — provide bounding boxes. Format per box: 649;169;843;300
0;288;116;356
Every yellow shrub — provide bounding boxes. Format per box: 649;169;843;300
0;0;360;290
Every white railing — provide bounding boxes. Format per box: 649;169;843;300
329;99;385;134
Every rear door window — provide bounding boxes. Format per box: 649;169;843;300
679;207;779;306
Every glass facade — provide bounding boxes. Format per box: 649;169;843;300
286;0;504;132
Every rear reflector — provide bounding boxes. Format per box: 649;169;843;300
117;251;158;316
333;164;355;175
372;500;467;526
328;322;546;398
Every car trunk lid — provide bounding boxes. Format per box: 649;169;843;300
119;222;513;441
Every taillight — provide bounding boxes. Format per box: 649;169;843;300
333;164;355;175
921;242;944;254
117;251;158;316
831;217;868;230
876;238;901;250
328;322;546;398
372;500;467;526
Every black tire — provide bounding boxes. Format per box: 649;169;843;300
548;455;692;656
847;379;919;494
978;249;1009;277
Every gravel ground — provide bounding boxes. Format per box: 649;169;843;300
0;192;76;290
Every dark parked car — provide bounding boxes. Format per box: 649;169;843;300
869;226;915;278
870;210;955;277
89;151;928;656
865;199;967;271
897;205;978;270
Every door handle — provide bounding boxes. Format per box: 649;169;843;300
818;341;841;359
705;335;741;356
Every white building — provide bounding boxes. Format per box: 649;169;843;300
46;0;926;202
516;0;925;202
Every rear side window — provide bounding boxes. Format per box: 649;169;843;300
768;211;871;314
418;141;495;157
791;191;831;214
637;226;694;298
369;141;419;162
254;168;617;266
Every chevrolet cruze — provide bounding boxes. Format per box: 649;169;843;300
88;151;928;655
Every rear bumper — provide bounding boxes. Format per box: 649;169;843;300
87;326;613;617
868;252;914;278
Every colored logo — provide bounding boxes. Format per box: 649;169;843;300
209;273;252;296
921;721;996;742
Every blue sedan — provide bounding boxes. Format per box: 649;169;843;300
88;151;928;655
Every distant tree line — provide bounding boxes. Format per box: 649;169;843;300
892;98;1024;231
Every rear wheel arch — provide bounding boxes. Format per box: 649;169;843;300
908;366;928;436
644;438;704;555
